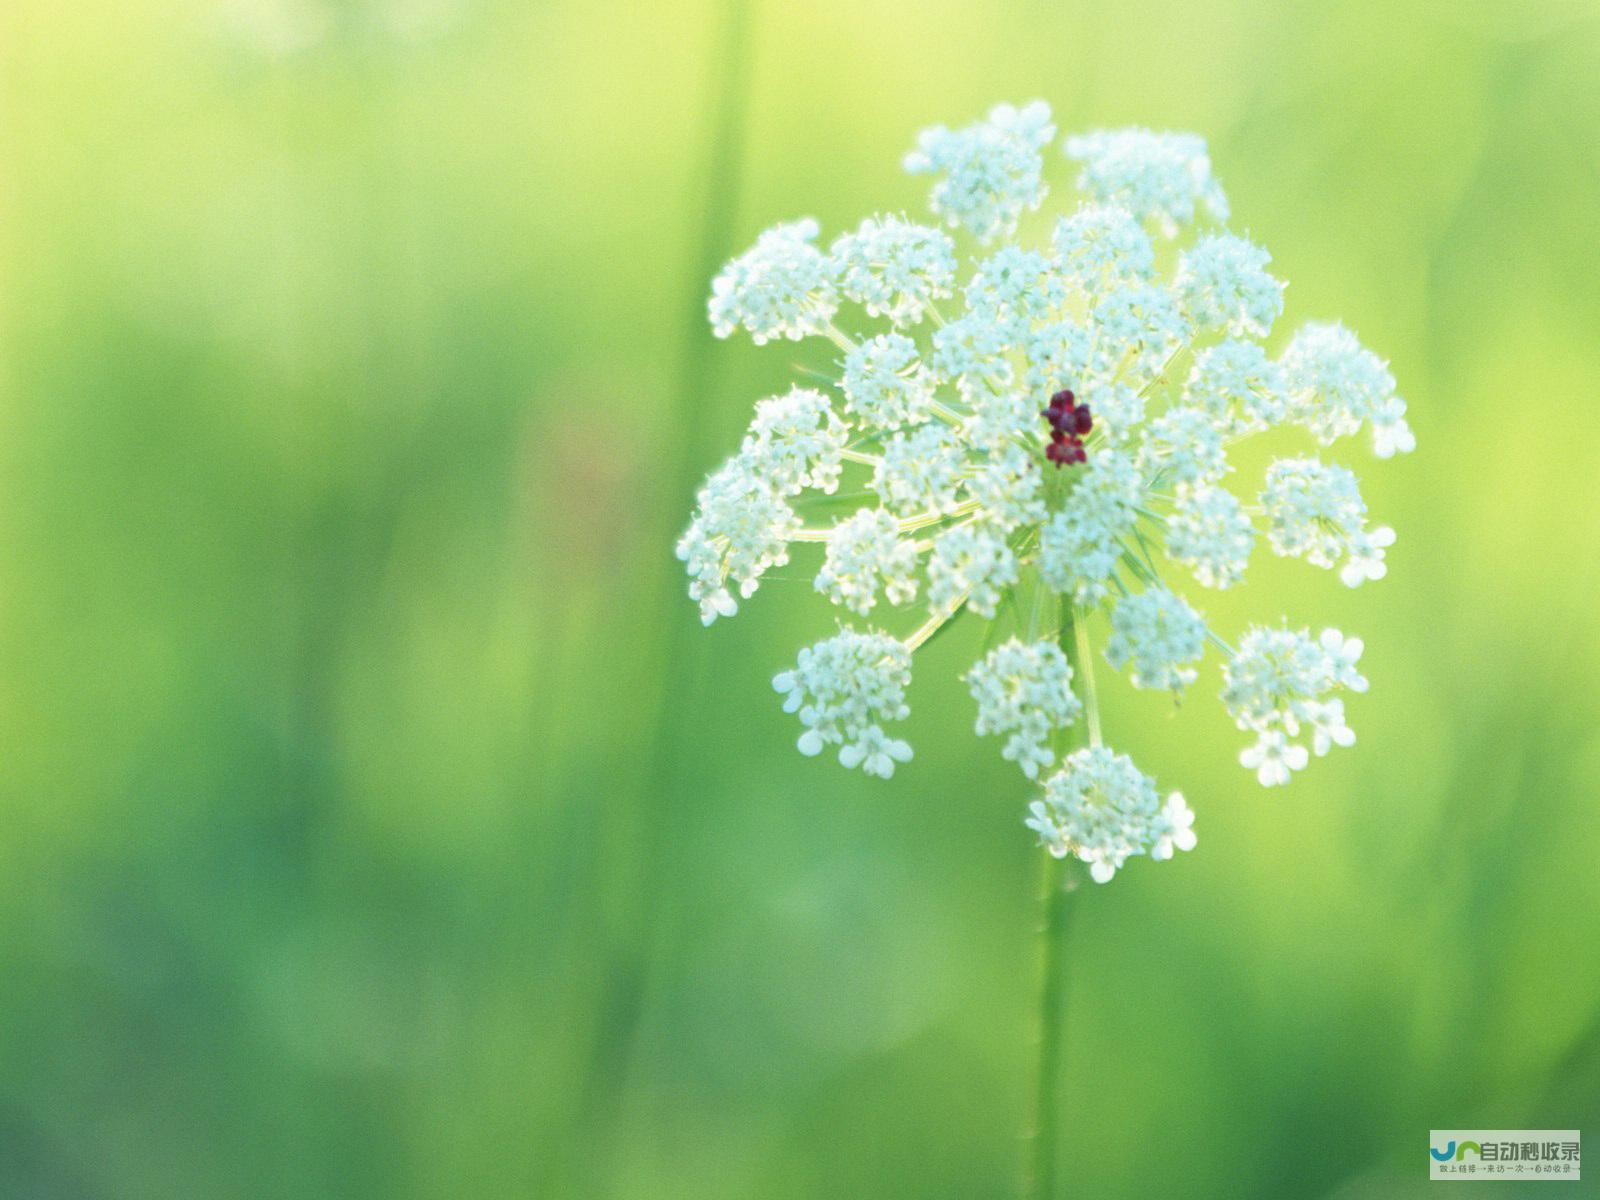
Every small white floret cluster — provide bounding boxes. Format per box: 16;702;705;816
1025;747;1197;882
678;102;1414;881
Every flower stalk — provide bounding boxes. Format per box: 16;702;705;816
1027;850;1076;1200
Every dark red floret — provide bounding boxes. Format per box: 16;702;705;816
1042;388;1093;467
1046;435;1086;465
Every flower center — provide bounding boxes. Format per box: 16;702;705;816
1042;389;1092;467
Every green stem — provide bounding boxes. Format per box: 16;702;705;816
1024;601;1096;1200
905;592;969;650
1071;608;1103;748
1026;851;1075;1200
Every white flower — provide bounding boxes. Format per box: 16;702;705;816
1025;746;1190;882
1175;233;1284;337
1280;321;1414;453
676;455;797;624
1105;587;1207;694
966;638;1082;778
1318;629;1369;692
1165;483;1255;589
1053;204;1155;292
1091;282;1189;373
1222;626;1334;727
683;103;1409;856
1139;405;1228;486
1038;450;1142;605
931;311;1016;398
1370;392;1417;459
927;521;1018;618
830;215;957;327
840;332;936;429
1183;339;1288;434
965;246;1066;335
1260;457;1391;585
1023;321;1099;395
1307;698;1356;757
1150;793;1197;861
1221;625;1368;784
905;100;1055;242
1260;457;1363;567
1063;128;1229;236
814;508;920;615
961;442;1046;531
740;386;849;496
873;422;967;517
1339;525;1396;587
1076;380;1146;442
1239;729;1309;787
962;388;1037;451
709;219;837;344
773;630;914;777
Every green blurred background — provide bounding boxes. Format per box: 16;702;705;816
3;0;1599;1196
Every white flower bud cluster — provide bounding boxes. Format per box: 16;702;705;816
683;100;1413;878
741;386;849;496
1064;129;1229;236
830;215;957;327
1025;746;1196;882
675;456;798;625
1182;339;1287;434
1165;483;1255;589
1052;204;1155;292
1281;322;1415;457
1139;405;1228;485
904;101;1056;243
1105;587;1207;694
927;521;1017;618
1091;282;1190;371
966;639;1083;778
1221;627;1367;785
966;246;1068;335
814;508;920;615
1038;451;1142;605
773;631;914;777
839;333;937;429
1260;457;1396;586
708;219;838;344
1176;233;1285;337
931;312;1018;398
873;422;967;517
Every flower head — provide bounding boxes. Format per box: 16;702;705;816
1105;587;1207;694
1220;626;1368;785
1026;747;1195;882
904;101;1056;243
676;455;797;625
830;216;957;328
966;639;1082;778
1281;321;1415;457
683;102;1413;879
1260;457;1395;587
741;386;849;496
840;333;937;429
709;219;838;344
773;631;914;777
814;508;920;615
1064;128;1229;236
1176;233;1284;337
